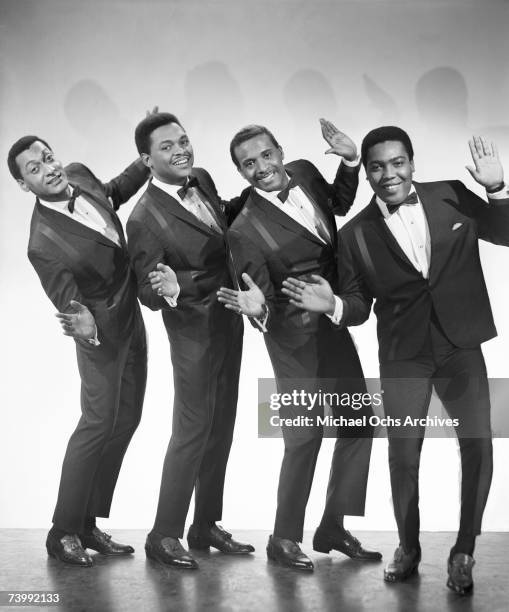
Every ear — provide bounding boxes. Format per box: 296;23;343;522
279;146;284;161
140;153;152;169
410;159;415;173
17;179;30;192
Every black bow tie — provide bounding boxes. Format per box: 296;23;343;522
177;176;199;199
277;177;298;203
67;185;82;213
386;191;418;215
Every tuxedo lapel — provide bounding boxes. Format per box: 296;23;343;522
35;200;118;249
70;183;124;248
286;165;335;246
414;181;453;279
250;189;325;247
148;182;219;237
194;178;227;232
365;198;416;270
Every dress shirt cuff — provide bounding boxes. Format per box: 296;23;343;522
87;326;101;346
325;295;344;326
252;303;269;333
342;156;361;168
486;183;508;200
164;284;180;308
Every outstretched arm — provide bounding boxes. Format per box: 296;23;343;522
316;118;360;216
217;272;266;317
56;300;98;344
126;218;178;311
28;248;99;342
466;136;504;192
281;275;336;314
462;136;509;245
100;107;159;208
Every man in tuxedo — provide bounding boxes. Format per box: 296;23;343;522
126;112;253;569
8;135;149;567
217;121;379;571
282;126;509;593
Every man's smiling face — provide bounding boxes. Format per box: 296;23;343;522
234;133;288;192
365;140;415;205
16;141;69;201
144;122;194;185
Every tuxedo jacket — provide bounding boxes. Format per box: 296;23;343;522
126;167;245;338
228;158;359;337
339;180;509;362
28;161;148;345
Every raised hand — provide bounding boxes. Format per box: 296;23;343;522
55;300;96;340
146;105;159;117
149;263;179;298
217;272;265;317
320;118;358;162
282;275;335;314
466;136;504;190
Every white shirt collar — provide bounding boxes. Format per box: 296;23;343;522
254;172;291;205
151;175;188;200
37;186;73;211
376;190;418;220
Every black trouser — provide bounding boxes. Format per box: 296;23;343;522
53;314;147;533
267;326;373;542
380;317;493;552
152;318;243;538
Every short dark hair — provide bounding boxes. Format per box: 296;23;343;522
361;126;414;167
7;135;52;180
134;112;182;155
229;125;281;168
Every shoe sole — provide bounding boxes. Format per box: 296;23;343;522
446;578;473;596
188;538;254;554
46;547;93;567
145;546;198;569
313;538;382;561
81;544;135;556
266;551;314;571
383;564;419;582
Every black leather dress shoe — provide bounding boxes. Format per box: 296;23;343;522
187;524;254;554
80;528;134;555
313;527;382;561
384;546;420;582
145;533;198;569
447;553;475;596
46;532;93;567
266;535;314;571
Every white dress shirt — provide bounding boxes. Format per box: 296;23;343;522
255;183;328;243
39;191;120;246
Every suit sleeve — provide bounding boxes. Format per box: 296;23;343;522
223;187;251;226
126;217;173;312
28;247;86;315
198;168;250;226
455;181;509;246
99;159;150;210
337;228;373;327
228;227;276;331
297;158;360;217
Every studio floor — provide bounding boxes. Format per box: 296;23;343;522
0;530;507;611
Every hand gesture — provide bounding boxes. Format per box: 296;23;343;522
149;263;179;298
55;300;96;340
282;275;336;313
217;273;265;317
146;105;159;117
466;136;504;190
320;118;358;162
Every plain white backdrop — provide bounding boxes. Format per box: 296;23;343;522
1;0;509;536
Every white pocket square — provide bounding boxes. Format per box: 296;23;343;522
452;222;463;231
